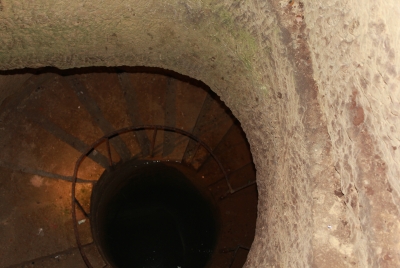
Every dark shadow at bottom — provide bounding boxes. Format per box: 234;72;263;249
93;161;218;268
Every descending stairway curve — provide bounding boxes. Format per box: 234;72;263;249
0;67;257;268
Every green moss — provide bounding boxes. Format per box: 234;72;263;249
202;6;258;71
217;9;235;28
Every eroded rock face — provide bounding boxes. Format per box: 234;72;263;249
304;0;400;266
0;0;399;267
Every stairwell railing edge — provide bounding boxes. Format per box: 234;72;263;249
71;125;237;268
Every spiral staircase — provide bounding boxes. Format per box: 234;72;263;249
0;67;257;268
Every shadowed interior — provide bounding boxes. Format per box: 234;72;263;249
0;66;258;267
91;161;219;268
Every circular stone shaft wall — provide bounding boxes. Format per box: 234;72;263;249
0;0;399;267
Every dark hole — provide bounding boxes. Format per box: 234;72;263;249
91;161;219;268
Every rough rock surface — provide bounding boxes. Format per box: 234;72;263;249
0;0;399;267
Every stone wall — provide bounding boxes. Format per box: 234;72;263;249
305;0;400;266
0;0;399;267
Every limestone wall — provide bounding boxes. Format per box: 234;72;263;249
305;0;400;266
0;0;399;267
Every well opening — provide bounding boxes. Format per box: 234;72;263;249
0;65;259;267
91;161;219;268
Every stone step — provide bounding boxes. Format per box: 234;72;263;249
0;167;95;267
205;165;257;268
26;75;109;155
206;163;257;199
0;73;32;105
64;73;134;162
197;121;254;187
117;72;149;157
68;71;151;168
0;112;105;182
119;72;168;159
182;91;235;169
18;74;112;180
0;73;53;123
9;243;104;268
162;77;208;161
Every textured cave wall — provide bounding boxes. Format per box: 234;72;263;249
304;1;400;266
0;0;399;267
